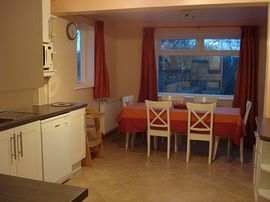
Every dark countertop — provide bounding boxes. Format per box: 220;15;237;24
0;103;87;131
0;174;88;202
256;117;270;142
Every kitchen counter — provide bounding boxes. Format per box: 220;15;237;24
0;103;87;131
256;117;270;142
0;174;88;202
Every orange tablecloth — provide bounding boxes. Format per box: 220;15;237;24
117;103;245;146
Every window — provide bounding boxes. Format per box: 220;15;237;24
156;28;241;96
76;30;82;81
76;24;95;89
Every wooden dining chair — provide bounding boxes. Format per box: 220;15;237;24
121;95;136;150
213;100;252;163
186;102;216;164
159;95;185;152
193;96;218;104
145;100;174;159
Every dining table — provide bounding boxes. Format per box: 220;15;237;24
117;103;245;146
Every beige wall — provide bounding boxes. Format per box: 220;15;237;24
0;89;35;110
114;22;143;102
104;20;267;107
257;23;267;117
264;6;270;117
49;17;98;109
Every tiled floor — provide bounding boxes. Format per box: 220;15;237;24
65;132;257;202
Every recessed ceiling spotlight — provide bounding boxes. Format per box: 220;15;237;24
179;10;195;21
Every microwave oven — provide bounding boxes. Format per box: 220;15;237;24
43;43;54;70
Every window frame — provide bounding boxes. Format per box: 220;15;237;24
155;27;241;99
75;24;95;90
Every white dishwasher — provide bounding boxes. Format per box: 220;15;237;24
41;113;72;183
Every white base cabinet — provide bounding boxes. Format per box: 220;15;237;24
69;108;86;165
254;131;270;201
0;121;42;180
0;129;15;176
0;108;86;182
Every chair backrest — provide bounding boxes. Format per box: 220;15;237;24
193;96;218;104
243;100;252;125
145;100;172;134
186;102;216;136
159;95;185;104
122;95;134;107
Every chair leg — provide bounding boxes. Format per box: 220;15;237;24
227;139;232;162
174;133;178;152
147;134;150;157
240;137;244;163
186;138;190;162
96;143;104;158
167;136;170;160
131;133;136;151
82;136;92;167
154;137;158;150
208;139;213;164
213;136;220;160
125;133;129;150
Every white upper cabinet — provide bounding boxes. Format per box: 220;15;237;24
0;0;43;91
42;0;51;43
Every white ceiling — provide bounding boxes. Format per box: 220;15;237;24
84;6;267;23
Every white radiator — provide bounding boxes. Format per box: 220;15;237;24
99;97;121;135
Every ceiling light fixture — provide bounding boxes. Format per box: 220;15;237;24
179;11;195;21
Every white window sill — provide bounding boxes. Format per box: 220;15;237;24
158;92;234;101
74;82;94;90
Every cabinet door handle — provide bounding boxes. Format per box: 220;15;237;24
10;134;16;161
17;132;23;157
54;124;60;128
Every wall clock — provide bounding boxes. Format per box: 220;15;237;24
66;22;78;40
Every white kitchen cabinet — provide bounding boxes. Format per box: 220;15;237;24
42;0;51;43
41;114;72;183
0;129;16;176
254;137;270;201
69;108;86;165
15;122;43;180
42;0;56;43
0;0;43;91
0;121;43;181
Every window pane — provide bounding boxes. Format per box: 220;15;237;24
160;39;196;50
204;39;240;51
77;30;82;81
158;55;239;95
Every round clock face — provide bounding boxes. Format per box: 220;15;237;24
66;23;78;40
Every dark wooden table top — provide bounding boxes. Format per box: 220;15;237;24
0;174;88;202
256;117;270;142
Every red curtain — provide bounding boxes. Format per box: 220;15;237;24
138;28;158;102
233;26;258;147
94;21;110;99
